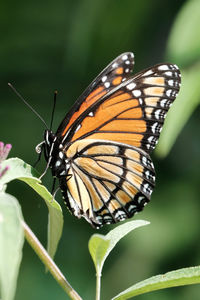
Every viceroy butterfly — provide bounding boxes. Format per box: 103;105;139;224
38;52;181;228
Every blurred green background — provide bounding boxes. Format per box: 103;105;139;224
1;0;200;299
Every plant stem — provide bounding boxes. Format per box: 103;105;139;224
22;220;82;300
96;272;101;300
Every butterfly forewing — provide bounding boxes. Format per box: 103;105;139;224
56;52;135;140
61;63;181;154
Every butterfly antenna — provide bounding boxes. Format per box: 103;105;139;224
8;83;48;129
50;90;57;131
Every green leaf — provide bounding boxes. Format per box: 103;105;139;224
0;158;63;259
0;192;24;300
166;0;200;66
156;63;200;157
88;220;149;276
112;265;200;299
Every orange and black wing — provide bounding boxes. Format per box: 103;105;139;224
59;139;155;228
56;54;181;227
61;62;181;153
56;52;134;140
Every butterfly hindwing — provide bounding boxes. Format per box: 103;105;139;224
59;139;155;228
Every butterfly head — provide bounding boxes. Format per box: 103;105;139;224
44;129;56;153
42;130;70;178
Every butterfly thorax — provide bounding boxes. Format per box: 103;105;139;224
44;130;70;178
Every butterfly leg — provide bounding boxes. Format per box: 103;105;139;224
51;177;57;194
52;174;72;199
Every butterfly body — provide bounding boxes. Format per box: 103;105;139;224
41;52;181;228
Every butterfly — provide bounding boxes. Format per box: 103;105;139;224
39;52;181;228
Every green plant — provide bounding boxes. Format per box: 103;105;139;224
0;155;200;300
1;1;200;299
